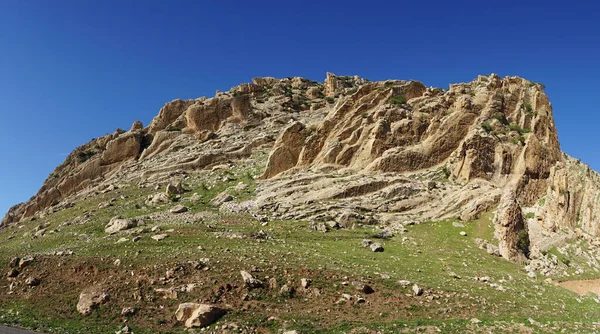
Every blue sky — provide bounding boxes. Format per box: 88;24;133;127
1;1;599;215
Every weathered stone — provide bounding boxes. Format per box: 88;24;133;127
77;288;110;315
170;205;188;214
25;277;41;286
494;190;529;262
352;281;374;294
183;304;227;328
7;269;19;278
370;243;384;252
412;284;423;296
105;217;137;234
240;270;263;288
18;256;34;269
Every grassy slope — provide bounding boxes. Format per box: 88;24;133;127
0;152;599;333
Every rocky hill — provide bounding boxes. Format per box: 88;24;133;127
2;73;600;333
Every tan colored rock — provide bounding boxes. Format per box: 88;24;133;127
175;303;226;328
101;132;142;165
165;182;184;196
148;99;195;135
306;87;323;99
77;288;110;315
260;122;306;179
494;190;529;262
252;77;278;86
175;302;200;322
130;121;143;131
105;217;137;234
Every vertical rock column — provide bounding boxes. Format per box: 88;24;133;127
494;190;529;263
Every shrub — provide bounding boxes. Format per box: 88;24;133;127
481;122;493;133
166;126;181;132
389;95;407;105
493;113;508;125
325;97;335;104
517;229;530;257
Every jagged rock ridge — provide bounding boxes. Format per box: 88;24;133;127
3;72;600;262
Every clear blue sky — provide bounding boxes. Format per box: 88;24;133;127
1;1;599;215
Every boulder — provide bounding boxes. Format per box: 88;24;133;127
185;304;227;328
210;192;233;207
240;270;263;288
130;121;143;131
146;193;171;206
170;205;188;214
18;256;34;269
25;277;40;287
166;182;185;196
105;217;137;234
77;288;110;315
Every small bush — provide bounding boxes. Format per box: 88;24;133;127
389;95;407;105
166;126;181;132
325;97;335;104
481;122;493;133
517;229;530;257
493;113;508;125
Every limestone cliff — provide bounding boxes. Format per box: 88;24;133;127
3;73;600;258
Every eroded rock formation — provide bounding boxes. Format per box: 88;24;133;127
3;72;600;263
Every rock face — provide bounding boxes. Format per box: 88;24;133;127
494;190;529;262
3;72;600;264
262;75;560;206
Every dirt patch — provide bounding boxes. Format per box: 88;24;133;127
558;278;600;295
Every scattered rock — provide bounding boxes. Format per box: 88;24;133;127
376;230;393;239
397;280;411;287
18;256;34;269
412;284;423;296
268;277;278;290
361;239;372;247
309;221;329;233
8;257;20;268
352;281;374;294
370;243;384;252
166;182;185;196
121;307;136;316
25;277;40;286
98;201;112;209
170;205;188;214
240;270;263;288
301;278;311;289
151;234;169;241
7;269;19;278
459;231;467;236
77;288;110;315
279;284;295;297
105;217;137;234
210;192;233;207
146;192;171;206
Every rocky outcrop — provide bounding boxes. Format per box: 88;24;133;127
3;73;600;257
541;156;600;236
260;122;306;179
494;190;529;262
262;74;561;208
